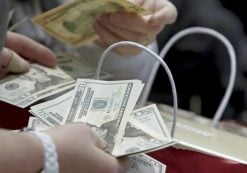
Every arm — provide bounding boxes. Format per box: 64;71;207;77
0;130;43;173
0;123;129;173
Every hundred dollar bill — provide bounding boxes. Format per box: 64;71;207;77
128;154;166;173
30;90;73;127
67;78;144;155
32;0;151;47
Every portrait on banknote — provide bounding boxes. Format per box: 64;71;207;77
0;63;72;107
87;119;118;153
22;65;65;94
118;122;166;155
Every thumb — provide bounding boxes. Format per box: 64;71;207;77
1;48;30;73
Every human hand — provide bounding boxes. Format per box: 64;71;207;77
93;0;177;56
0;31;57;77
46;123;129;173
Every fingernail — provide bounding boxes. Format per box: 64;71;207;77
0;48;12;68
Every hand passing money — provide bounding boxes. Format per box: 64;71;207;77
31;0;151;47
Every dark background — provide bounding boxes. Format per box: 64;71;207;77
149;0;247;122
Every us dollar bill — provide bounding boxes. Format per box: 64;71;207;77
114;121;172;157
130;104;172;140
31;0;151;47
67;78;144;154
30;79;142;128
57;52;112;79
0;53;111;108
114;104;174;157
128;154;166;173
30;90;73;127
0;63;74;108
30;88;174;157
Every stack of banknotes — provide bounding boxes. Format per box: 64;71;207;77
0;50;171;172
28;77;172;172
0;51;173;172
29;78;174;156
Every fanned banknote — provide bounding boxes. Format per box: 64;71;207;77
30;90;73;127
30;78;145;154
114;121;171;157
130;104;172;141
67;78;144;155
114;104;174;157
32;0;151;47
30;89;175;157
0;53;111;108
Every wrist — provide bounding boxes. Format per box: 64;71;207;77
30;131;59;173
45;130;67;173
20;132;44;172
21;128;59;173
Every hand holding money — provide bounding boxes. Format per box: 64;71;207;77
32;0;152;48
94;0;178;56
27;117;167;173
45;123;129;173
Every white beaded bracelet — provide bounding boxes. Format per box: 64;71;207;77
30;131;59;173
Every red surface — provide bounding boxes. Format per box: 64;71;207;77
149;148;247;173
1;101;247;173
0;101;30;129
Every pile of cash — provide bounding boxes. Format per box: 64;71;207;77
30;78;174;157
28;77;172;172
0;51;172;172
0;52;171;171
